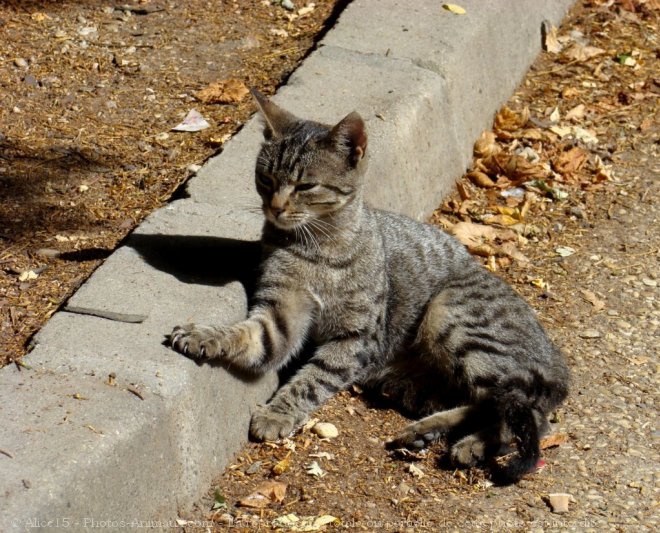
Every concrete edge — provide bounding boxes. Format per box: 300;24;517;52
0;1;575;530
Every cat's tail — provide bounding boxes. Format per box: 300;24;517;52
490;388;541;485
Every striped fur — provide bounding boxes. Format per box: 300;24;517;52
169;91;569;483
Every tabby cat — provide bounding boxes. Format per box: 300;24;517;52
169;90;569;484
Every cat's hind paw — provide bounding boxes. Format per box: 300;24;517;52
250;408;297;442
450;433;487;467
169;323;222;360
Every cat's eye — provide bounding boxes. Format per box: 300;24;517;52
256;173;273;188
295;183;317;192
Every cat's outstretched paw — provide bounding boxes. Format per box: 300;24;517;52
387;426;443;450
250;408;297;441
169;323;222;360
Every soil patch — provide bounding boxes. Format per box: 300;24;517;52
0;0;343;366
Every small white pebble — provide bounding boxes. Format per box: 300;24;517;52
548;493;572;513
311;422;338;439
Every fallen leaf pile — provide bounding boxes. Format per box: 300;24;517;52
435;94;619;271
431;1;659;278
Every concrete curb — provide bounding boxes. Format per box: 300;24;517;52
0;1;573;529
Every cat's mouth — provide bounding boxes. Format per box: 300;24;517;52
264;208;305;231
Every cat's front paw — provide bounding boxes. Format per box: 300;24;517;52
387;425;443;450
169;323;222;360
250;407;297;441
387;428;425;450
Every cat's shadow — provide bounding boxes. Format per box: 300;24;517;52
128;233;262;292
128;232;265;382
128;233;320;386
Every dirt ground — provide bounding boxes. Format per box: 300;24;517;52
177;1;659;532
0;0;343;366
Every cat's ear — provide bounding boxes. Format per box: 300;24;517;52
251;88;299;140
327;112;367;167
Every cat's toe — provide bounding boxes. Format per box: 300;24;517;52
387;430;417;450
169;324;219;359
388;426;442;450
388;430;428;450
250;409;296;442
450;434;486;467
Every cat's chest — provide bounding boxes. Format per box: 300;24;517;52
266;246;377;303
266;249;362;289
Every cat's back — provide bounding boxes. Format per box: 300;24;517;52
368;207;471;285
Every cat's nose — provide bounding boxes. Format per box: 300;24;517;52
270;206;285;218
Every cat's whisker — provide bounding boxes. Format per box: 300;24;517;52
307;220;337;244
311;217;351;237
300;223;321;254
309;218;352;244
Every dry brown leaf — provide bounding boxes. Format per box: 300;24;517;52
564;43;605;62
467;170;495;188
273;514;338;531
442;3;467;15
195;79;249;104
408;463;425;478
238;481;288;508
550;107;561;123
543;23;562;54
433;214;457;229
483;214;520;226
474;130;500;158
519;197;533;220
450;222;515;248
579;289;605;312
520;127;544;140
494;106;530;133
31;12;51;22
470;243;496;257
565;103;586;121
562;86;581;99
484;153;547;184
491;205;523;219
456;181;471;201
553;147;588;176
530;277;547;290
272;455;291;476
450;222;528;262
540;433;569;449
458;199;480;215
499;241;530;263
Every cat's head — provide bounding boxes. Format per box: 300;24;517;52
251;89;367;231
